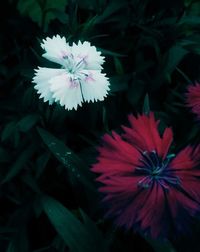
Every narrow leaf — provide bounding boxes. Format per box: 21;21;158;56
17;114;39;132
145;237;176;252
37;127;95;191
41;196;100;252
143;94;150;115
164;46;188;75
1;145;35;184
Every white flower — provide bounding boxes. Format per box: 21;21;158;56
32;35;110;110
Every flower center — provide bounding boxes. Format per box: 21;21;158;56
63;54;86;74
136;151;180;190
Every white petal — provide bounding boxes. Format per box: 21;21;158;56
80;70;110;103
71;41;105;70
41;35;71;66
49;73;83;110
32;67;66;104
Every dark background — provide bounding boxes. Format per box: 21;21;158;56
1;0;200;251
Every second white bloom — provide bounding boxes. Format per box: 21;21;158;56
32;35;110;110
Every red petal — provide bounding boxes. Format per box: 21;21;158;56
123;113;173;158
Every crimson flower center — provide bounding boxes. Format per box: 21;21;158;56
136;151;180;190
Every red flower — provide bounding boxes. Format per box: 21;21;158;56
92;113;200;239
186;83;200;119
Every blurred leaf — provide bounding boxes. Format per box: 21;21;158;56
145;237;176;252
22;87;36;109
6;227;29;252
179;16;200;25
175;67;192;83
6;241;16;252
110;74;130;92
37;127;95;191
135;60;155;74
44;0;69;28
52;235;67;252
186;1;200;16
164;46;188;75
17;0;68;29
21;173;41;193
143;94;150;115
94;1;126;24
0;147;10;163
48;9;69;24
41;195;102;252
1;121;17;141
99;48;126;57
184;0;193;7
127;78;145;107
17;114;39;132
17;0;42;25
35;152;50;178
114;57;124;74
80;210;109;252
1;144;35;184
81;15;98;35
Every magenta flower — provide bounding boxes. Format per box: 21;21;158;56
92;113;200;239
186;83;200;119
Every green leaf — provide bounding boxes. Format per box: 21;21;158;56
94;1;125;24
81;15;98;35
1;121;17;141
6;241;16;252
6;227;29;252
48;9;69;24
179;16;200;25
1;145;35;184
0;146;10;162
114;57;124;74
164;46;188;75
44;0;69;28
98;48;126;57
17;0;68;29
35;152;50;178
41;195;101;252
145;237;176;252
109;74;130;92
37;127;95;191
143;94;150;115
21;174;41;194
80;210;108;252
127;79;145;107
17;0;42;26
17;114;39;132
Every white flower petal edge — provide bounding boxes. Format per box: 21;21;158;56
32;67;66;104
49;73;83;110
71;41;105;70
41;35;71;66
80;70;110;102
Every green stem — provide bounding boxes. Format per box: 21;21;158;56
175;67;193;84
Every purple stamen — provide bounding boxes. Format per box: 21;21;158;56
137;151;179;190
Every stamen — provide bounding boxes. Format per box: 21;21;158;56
76;58;85;69
150;150;160;167
157;180;169;190
78;79;84;101
136;150;179;190
138;176;153;189
135;167;150;173
141;151;157;170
